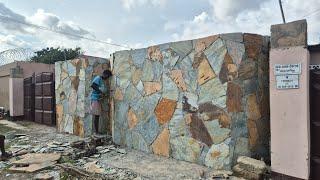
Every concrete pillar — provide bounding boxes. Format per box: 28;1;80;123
9;65;24;117
270;20;310;179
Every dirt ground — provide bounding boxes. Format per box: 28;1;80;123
0;120;243;180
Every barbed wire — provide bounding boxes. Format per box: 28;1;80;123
0;48;35;65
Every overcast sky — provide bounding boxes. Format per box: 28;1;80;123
0;0;319;58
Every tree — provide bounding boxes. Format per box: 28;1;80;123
31;47;83;64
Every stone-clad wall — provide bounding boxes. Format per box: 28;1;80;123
112;33;270;169
55;56;111;137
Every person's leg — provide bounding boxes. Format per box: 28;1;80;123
94;115;100;134
0;135;5;155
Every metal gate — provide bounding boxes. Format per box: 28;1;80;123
310;69;320;179
23;75;35;121
34;72;56;126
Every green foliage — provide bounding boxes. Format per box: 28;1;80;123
31;47;83;64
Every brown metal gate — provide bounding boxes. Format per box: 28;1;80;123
310;69;320;179
23;75;35;121
34;72;56;126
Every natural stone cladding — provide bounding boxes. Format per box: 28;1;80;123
55;56;111;137
112;33;270;170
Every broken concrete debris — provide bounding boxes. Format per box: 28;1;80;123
233;156;269;180
0;130;139;179
9;153;61;173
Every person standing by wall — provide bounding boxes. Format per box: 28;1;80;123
90;70;112;135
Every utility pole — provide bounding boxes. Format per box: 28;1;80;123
278;0;286;23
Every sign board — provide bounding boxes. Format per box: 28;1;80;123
276;75;299;89
274;63;301;75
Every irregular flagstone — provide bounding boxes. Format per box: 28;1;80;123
238;60;257;80
203;120;231;144
189;113;213;146
162;49;180;69
247;94;261;120
170;40;193;58
64;114;73;134
234;137;250;157
124;83;142;106
132;93;161;122
169;109;190;138
152;61;163;81
147;46;163;61
130;48;147;68
194;35;219;53
132;68;143;86
114;88;124;101
170;136;204;163
128;108;138;129
198;102;231;128
151;128;170;157
205;138;231;169
226;82;243;112
131;131;151;153
73;116;84;137
175;51;198;93
155;98;177;125
162;73;179;100
143;81;162;96
244;33;263;59
136;115;160;145
170;70;187;91
219;53;233;84
198;78;227;108
197;57;216;85
220;33;243;42
247;119;258;150
141;59;154;82
56;104;63;131
204;38;227;75
225;39;245;67
136;80;144;95
182;92;199;112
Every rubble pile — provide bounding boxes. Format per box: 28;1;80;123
0;132;142;180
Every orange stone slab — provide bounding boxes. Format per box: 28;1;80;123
143;82;162;96
151;128;170;157
170;70;187;91
128;108;138;129
244;33;263;59
226;82;243;112
147;46;163;61
194;35;219;53
154;98;177;125
247;94;261;120
198;58;216;85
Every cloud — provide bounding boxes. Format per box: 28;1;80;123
168;0;320;45
121;0;167;11
208;0;268;21
0;3;123;58
27;9;91;39
0;2;27;33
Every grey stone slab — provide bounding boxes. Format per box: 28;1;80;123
271;20;307;48
170;136;203;163
205;38;227;75
136;115;160;145
130;48;147;68
204;120;231;144
205;138;231;170
162;73;179;101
